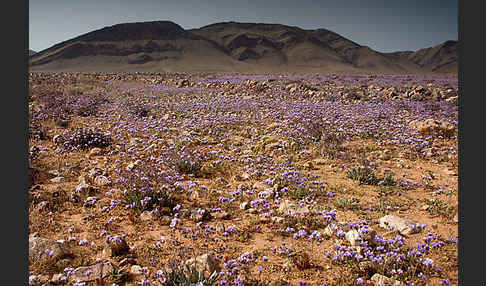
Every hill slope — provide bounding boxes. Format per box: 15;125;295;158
29;21;457;74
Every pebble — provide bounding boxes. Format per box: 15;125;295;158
50;176;66;183
370;273;406;286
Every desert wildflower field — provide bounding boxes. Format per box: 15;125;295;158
28;72;458;286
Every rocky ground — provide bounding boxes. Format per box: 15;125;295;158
28;72;458;286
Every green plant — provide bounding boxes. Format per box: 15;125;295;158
159;261;219;286
423;198;452;216
123;188;176;213
335;197;361;210
289;187;310;200
380;173;397;186
108;265;129;284
347;166;379;185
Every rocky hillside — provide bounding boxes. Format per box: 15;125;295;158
385;40;458;73
29;21;458;74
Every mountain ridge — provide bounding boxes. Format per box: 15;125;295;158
29;20;458;74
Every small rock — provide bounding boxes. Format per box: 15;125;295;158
345;229;360;246
94;175;111;186
282;260;293;272
74;183;94;197
265;142;281;151
258;190;274;199
409;118;455;137
97;197;112;207
190;208;211;222
302;161;315;170
240;202;249;210
29;275;42;286
78;174;90;184
129;138;142;146
159;215;172;225
241;172;251;180
380;150;392;161
29;235;71;263
140;211;154;221
253;181;272;191
101;247;113;258
215;177;228;185
125;160;141;171
378;215;422;235
38;275;50;284
88;168;103;178
190;189;206;200
313;158;327;165
453;213;458;223
370;273;406;286
215;222;225;234
33;201;49;213
50;273;65;284
211;211;229;220
119;257;137;266
55;119;69;128
52;135;63;144
83;196;98;208
278;200;309;215
323;222;351;236
47;170;60;176
71;262;115;282
50;176;66;183
185;253;220;278
130;265;143;275
82;214;95;221
88;148;102;157
445;96;458;103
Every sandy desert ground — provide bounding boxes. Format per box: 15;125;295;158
28;72;458;286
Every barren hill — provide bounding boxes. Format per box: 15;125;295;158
29;21;457;74
385;40;458;73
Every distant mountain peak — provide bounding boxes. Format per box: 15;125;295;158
29;20;458;74
76;21;189;42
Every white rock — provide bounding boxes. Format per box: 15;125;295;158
29;235;70;263
278;200;309;215
94;175;110;186
323;222;351;236
130;265;143;275
370;273;406;286
239;202;249;210
71;262;114;282
140;211;154;221
185;253;220;278
379;215;422;235
345;229;360;246
50;176;66;183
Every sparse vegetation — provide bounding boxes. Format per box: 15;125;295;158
28;73;458;286
59;128;112;150
346;166;380;185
